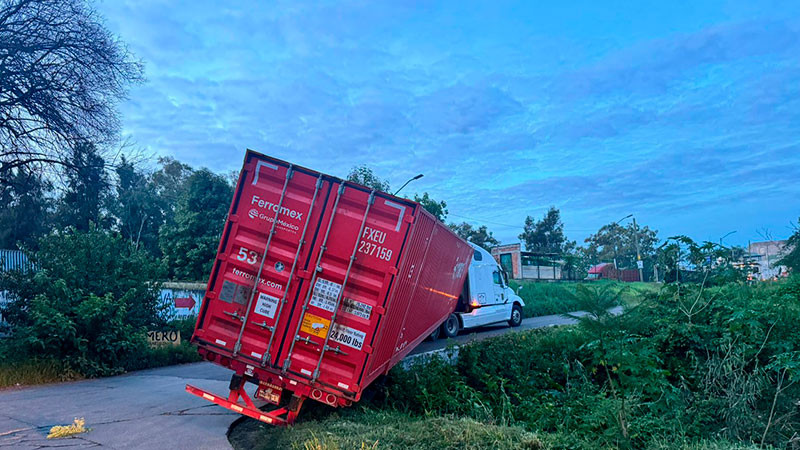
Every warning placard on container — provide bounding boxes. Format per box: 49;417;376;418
300;312;330;338
329;323;366;350
341;297;372;320
309;278;342;312
254;292;280;319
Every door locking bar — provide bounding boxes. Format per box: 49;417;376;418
311;190;375;382
232;165;293;357
260;175;323;367
224;310;244;322
282;183;346;373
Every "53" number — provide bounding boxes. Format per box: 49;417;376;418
236;246;258;265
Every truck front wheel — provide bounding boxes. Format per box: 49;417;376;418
441;313;460;338
509;304;523;327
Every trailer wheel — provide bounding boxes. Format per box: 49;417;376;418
441;313;459;338
428;325;441;341
509;304;523;327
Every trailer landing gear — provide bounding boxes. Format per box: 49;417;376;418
186;380;306;426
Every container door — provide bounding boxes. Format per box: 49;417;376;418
277;184;413;393
194;155;330;368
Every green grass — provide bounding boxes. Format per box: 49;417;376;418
510;280;660;317
230;409;545;450
0;314;202;388
229;408;757;450
0;359;83;389
0;342;202;389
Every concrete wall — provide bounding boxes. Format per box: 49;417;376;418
521;265;562;280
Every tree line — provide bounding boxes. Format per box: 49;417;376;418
348;165;662;279
0;147;234;281
348;165;799;282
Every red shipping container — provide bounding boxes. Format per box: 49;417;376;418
186;150;472;425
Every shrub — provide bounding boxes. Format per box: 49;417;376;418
0;227;166;377
366;280;800;449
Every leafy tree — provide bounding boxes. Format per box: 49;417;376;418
777;218;799;274
0;227;164;376
55;142;110;231
151;157;193;220
449;222;499;250
112;157;164;254
656;235;745;284
0;167;51;249
159;169;233;281
0;0;143;182
561;253;588;281
584;220;658;278
413;192;448;222
346;165;390;191
519;207;574;253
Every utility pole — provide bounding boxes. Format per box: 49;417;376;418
719;230;737;264
614;214;632;282
633;217;643;282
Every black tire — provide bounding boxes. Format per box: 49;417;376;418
428;325;441;341
509;304;523;327
441;313;460;338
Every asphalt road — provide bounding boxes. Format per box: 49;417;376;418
0;308;618;449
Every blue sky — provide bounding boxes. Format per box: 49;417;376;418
97;0;800;246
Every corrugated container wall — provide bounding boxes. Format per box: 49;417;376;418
189;150;471;424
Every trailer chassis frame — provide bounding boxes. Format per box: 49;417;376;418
185;380;305;426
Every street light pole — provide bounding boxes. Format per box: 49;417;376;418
719;230;737;263
633;217;643;283
393;174;424;196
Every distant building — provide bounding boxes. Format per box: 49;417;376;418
490;243;566;280
746;240;789;280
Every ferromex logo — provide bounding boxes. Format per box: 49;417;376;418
248;195;302;232
250;195;303;220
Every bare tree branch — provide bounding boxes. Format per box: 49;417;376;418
0;0;144;182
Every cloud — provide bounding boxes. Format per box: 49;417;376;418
99;0;800;245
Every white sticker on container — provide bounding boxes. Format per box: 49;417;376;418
215;339;227;346
254;292;280;319
337;382;350;389
251;352;263;359
329;323;366;350
309;278;342;312
341;298;372;320
300;368;312;376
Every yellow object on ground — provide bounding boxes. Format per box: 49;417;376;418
46;418;87;439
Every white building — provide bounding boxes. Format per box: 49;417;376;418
747;240;789;280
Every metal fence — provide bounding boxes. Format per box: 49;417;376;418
0;249;34;273
0;249;35;329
